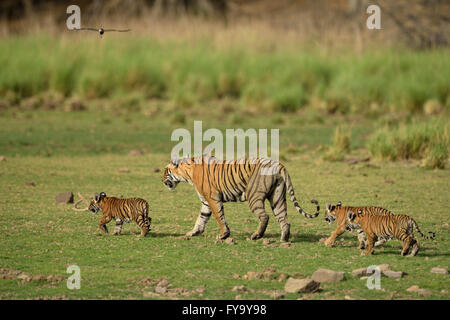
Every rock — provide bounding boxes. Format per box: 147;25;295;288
347;158;358;165
430;267;448;274
234;295;242;300
383;270;405;279
232;274;240;279
157;279;169;287
55;192;74;204
155;286;167;294
352;268;369;277
378;264;390;272
272;291;285;299
17;274;31;282
441;289;448;294
195;288;205;294
243;272;262;280
344;295;354;300
232;285;247;292
284;278;320;293
0;155;6;162
311;268;345;283
32;275;46;281
225;238;236;245
418;289;432;297
118;168;130;173
423;99;442;115
25;182;36;187
128;149;143;156
153;168;161;173
278;273;288;282
143;291;160;298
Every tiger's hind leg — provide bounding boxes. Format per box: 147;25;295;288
136;214;148;237
409;237;420;257
268;180;290;242
248;197;270;241
143;205;152;232
113;219;123;235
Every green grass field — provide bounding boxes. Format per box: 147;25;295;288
0;110;448;300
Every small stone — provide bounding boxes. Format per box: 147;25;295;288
232;285;247;292
423;99;442;115
272;291;285;299
153;168;161;173
128;149;143;156
344;295;354;300
118;168;130;173
17;274;31;282
406;285;419;293
284;278;320;293
25;182;36;187
441;289;448;294
225;238;236;245
143;291;160;298
430;267;448;274
32;275;46;281
157;279;169;287
243;271;262;280
155;286;167;294
347;158;358;165
352;268;369;277
384;179;395;184
195;288;205;294
383;270;405;279
55;192;74;204
311;268;345;283
417;289;432;297
232;274;240;279
0;156;6;162
234;295;242;300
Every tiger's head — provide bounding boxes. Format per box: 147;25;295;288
346;208;364;231
88;192;106;214
324;201;342;224
161;158;194;191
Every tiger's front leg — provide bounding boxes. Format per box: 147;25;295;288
207;199;230;240
99;215;112;234
185;202;212;238
324;226;346;247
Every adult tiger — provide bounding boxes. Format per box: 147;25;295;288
88;192;151;237
161;155;320;242
347;210;435;256
324;201;393;249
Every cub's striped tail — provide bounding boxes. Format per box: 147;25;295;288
412;218;435;240
280;167;320;219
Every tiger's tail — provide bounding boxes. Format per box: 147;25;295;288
411;218;435;240
280;166;320;219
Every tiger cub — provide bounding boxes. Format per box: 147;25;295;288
347;210;435;256
89;192;151;237
324;201;393;249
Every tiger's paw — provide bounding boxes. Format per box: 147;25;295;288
324;239;335;247
250;232;263;240
217;231;230;240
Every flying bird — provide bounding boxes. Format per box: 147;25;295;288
74;27;131;36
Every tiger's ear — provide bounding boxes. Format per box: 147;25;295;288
326;202;332;211
347;210;356;221
357;209;363;214
99;192;106;200
337;201;342;207
94;193;100;202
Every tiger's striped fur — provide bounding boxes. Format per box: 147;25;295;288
89;192;151;237
162;155;320;242
324;202;393;249
347;211;435;256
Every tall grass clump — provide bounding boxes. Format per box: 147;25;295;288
368;119;449;169
323;126;351;161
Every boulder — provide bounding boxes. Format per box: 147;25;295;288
383;270;405;279
352;268;369;277
430;267;448;274
55;192;74;204
311;268;345;283
284;278;320;293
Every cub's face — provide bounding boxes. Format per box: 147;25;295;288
88;200;100;214
346;210;363;231
324;201;342;224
